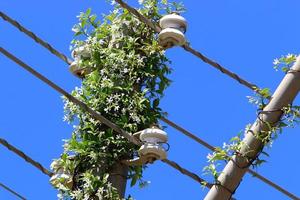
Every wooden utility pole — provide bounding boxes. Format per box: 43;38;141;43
204;56;300;200
109;163;128;198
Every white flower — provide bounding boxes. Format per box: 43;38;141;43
138;0;144;4
206;153;213;160
273;58;280;65
63;115;69;122
102;76;108;81
71;25;80;33
100;69;105;75
114;105;120;111
113;93;120;99
57;193;63;199
287;53;294;59
60;173;71;180
111;0;116;5
135;117;141;123
123;68;129;73
50;160;60;170
107;96;113;103
70;190;82;199
222;142;227;149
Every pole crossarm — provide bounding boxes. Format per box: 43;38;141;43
161;117;300;200
0;182;26;200
0;11;72;65
114;0;264;96
0;137;53;177
0;46;211;189
0;10;292;196
204;57;300;200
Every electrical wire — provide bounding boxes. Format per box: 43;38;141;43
0;46;211;189
0;46;139;146
0;11;72;65
0;182;26;200
162;159;213;188
0;137;53;177
0;9;263;96
161;117;300;200
114;0;269;97
110;2;299;199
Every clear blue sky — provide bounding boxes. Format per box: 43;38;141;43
0;0;300;199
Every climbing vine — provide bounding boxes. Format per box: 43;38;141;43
203;54;300;184
50;0;185;199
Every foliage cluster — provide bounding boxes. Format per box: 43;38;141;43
50;1;185;199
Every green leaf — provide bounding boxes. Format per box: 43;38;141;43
86;8;91;16
130;175;138;187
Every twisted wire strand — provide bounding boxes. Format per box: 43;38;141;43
114;0;266;96
0;182;26;200
161;117;300;200
0;9;262;96
0;138;53;177
0;11;72;65
246;170;299;200
112;2;298;198
162;159;213;188
0;46;140;146
0;46;210;188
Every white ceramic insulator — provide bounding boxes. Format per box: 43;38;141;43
158;28;186;48
139;127;168;143
159;13;187;32
138;143;167;160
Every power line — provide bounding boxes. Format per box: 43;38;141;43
0;46;139;146
0;182;26;200
114;0;265;96
0;46;211;189
161;117;300;200
0;11;72;65
162;159;213;188
246;170;299;200
109;2;299;199
161;117;215;150
0;137;53;177
0;9;263;96
0;10;291;197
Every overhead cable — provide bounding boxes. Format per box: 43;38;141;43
161;117;300;200
0;11;72;65
0;137;53;177
0;182;26;200
114;0;264;95
0;46;211;189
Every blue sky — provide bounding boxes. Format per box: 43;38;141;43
0;0;300;199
